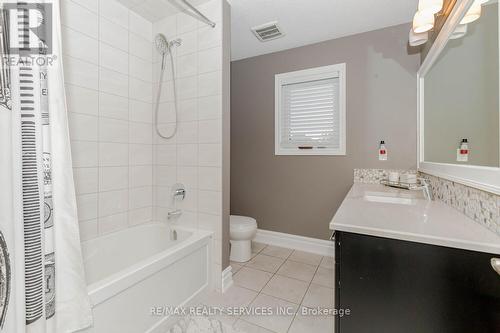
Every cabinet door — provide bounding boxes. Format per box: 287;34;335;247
335;231;500;333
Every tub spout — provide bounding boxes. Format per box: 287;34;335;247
170;229;178;241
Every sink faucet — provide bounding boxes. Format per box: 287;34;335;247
418;178;434;201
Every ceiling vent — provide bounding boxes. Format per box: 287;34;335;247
251;21;285;42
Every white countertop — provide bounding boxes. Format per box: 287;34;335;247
330;183;500;255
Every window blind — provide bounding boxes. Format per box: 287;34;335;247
280;77;340;150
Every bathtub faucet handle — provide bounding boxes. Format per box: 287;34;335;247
167;209;182;220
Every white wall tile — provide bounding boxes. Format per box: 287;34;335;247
176;53;198;78
99;118;129;143
129;207;153;225
76;193;98;221
99;189;129;217
153;15;177;40
198;71;221;97
177;121;198;144
198;143;221;167
61;0;98;38
130;55;153;82
99;143;129;166
177;12;198;34
99;166;129;191
62;27;99;64
99;212;128;234
100;42;129;74
198;213;222;240
198;25;221;51
129;187;153;209
177;187;197;211
178;30;198;56
198;190;222;215
177;166;198;189
129;100;152;123
129;122;153;144
99;92;129;120
130;11;153;42
79;219;99;241
178;99;198;122
130;144;153;165
129;78;153;103
64;56;99;90
198;95;221;120
65;84;99;116
130;33;153;60
130;165;153;187
198;47;221;74
99;0;129;29
177;144;198;166
198;167;221;191
100;18;129;51
68;113;98;141
100;68;129;97
73;167;98;195
198;119;221;143
71;141;98;168
177;76;198;100
155;165;177;187
155;145;176;165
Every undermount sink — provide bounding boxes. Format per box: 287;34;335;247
363;191;417;205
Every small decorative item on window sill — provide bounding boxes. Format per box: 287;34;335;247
298;146;313;150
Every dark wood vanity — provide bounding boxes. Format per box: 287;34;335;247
334;231;500;333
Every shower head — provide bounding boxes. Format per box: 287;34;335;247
154;34;182;55
155;33;169;55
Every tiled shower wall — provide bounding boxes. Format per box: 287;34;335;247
152;0;226;288
61;0;155;241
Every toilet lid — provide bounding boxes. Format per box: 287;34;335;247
230;215;257;229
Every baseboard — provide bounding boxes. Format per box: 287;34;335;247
221;266;233;293
254;229;334;257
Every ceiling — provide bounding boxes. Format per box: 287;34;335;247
230;0;419;60
117;0;211;22
119;0;419;61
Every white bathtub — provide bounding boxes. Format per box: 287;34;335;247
80;223;213;333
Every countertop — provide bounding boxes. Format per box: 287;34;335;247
330;183;500;255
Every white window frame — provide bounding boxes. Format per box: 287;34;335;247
275;63;346;156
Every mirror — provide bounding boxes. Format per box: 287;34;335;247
423;0;499;167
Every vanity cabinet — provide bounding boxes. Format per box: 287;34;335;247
334;231;500;333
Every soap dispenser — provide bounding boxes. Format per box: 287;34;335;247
378;141;387;161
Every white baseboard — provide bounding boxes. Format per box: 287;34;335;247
221;266;233;293
254;229;334;257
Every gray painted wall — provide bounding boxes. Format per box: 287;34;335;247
230;23;420;239
424;3;499;167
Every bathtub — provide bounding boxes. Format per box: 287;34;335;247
80;223;213;333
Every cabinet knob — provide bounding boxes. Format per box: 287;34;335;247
492;258;500;276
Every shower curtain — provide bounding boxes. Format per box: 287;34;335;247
0;1;92;332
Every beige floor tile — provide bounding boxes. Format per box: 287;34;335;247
231;262;244;274
261;245;293;259
246;254;285;273
233;319;277;333
320;256;334;269
252;241;267;254
243;294;298;333
261;275;309;304
288;250;323;266
288;306;335;333
312;266;334;288
302;283;334;309
234;267;274;292
276;260;317;282
201;285;258;309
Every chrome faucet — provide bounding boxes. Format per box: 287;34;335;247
167;209;182;220
418;178;434;201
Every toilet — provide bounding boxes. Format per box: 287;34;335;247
229;215;258;262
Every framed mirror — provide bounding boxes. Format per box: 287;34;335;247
418;0;500;194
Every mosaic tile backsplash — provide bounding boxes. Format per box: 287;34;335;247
421;173;500;237
353;169;417;184
353;169;500;237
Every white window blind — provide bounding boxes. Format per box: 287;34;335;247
280;77;340;150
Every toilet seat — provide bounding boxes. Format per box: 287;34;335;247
230;215;257;231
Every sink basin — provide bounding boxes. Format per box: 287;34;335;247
363;191;417;205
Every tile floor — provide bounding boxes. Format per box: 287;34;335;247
200;242;335;333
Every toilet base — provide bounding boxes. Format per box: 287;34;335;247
229;240;252;262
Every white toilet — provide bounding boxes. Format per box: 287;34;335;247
229;215;258;262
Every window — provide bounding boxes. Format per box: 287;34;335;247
275;63;346;155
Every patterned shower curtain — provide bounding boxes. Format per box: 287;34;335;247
0;1;92;332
